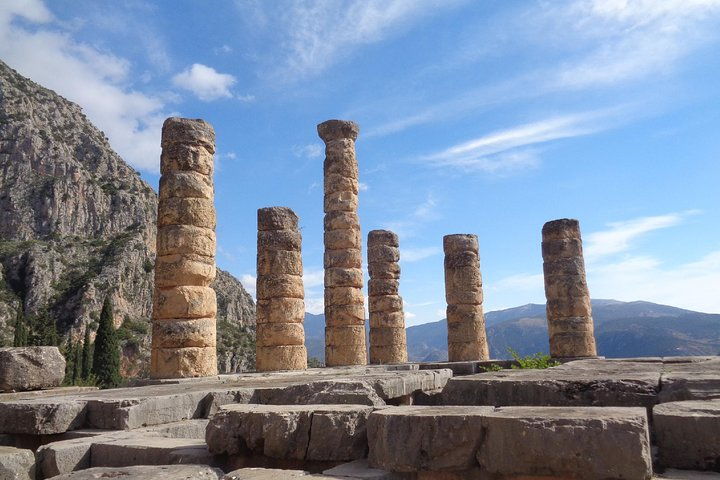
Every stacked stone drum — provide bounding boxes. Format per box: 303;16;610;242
367;230;407;364
318;119;367;366
541;218;597;358
255;207;307;371
443;234;489;362
151;117;217;378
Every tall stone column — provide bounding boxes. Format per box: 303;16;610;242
542;218;597;358
151;117;218;378
256;207;307;371
318;119;366;366
443;234;489;362
368;230;407;364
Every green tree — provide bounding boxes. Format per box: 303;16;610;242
12;303;27;347
92;296;121;388
28;308;57;346
81;326;93;380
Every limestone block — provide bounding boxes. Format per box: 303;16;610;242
85;392;209;430
324;304;366;326
0;346;65;392
543;256;587;277
50;465;222;480
368;279;399;297
257;206;299;231
159;171;213;200
443;251;479;268
306;407;373;461
324;191;359;213
255;274;304;300
261;380;385;407
445;288;482;307
0;398;87;434
368;261;401;280
543;274;590;301
547;316;596;336
154;254;215;287
367;245;400;263
370;344;408;365
444;266;482;300
546;296;592;318
368;406;493;472
658;357;720;402
223;469;326;479
256;323;305;347
152;286;217;320
367;230;399;248
323;459;397;480
157;197;215;229
443;234;478;255
160;144;214;176
257;230;302;251
477;406;652;480
257;250;303;276
542;218;580;241
541;237;583;258
325;286;364;306
151;318;216;348
326;326;367;346
89;436;207;468
0;446;34;480
325;173;359;195
324;211;360;231
156;225;215;257
325;228;361;250
326;345;367;367
318;119;359;142
447;320;488;345
256;345;307;372
325;267;364;288
256;297;305;324
447;341;488;362
369;310;405;329
150;346;217;378
446;304;484;326
654;400;720;471
325;248;362;269
36;437;93;478
324;152;359;179
369;327;406;347
162;117;216;151
369;295;403;314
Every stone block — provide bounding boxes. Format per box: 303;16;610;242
90;436;207;467
541;237;583;258
546;315;595;336
36;437;94;478
256;323;305;347
159;171;213;200
257;230;302;251
256;274;304;300
368;279;399;297
157;197;216;229
369;327;406;347
325;345;367;367
261;380;384;407
152;285;217;320
0;346;66;392
256;346;307;372
324;191;359;213
86;391;208;430
325;267;364;288
325;248;362;269
325;174;360;195
477;406;652;480
542;218;580;241
0;446;34;480
546;296;592;318
447;341;488;363
447;320;487;345
367;245;400;263
543;273;590;299
256;297;305;324
325;286;364;306
368;261;401;279
0;398;87;434
324;211;360;232
543;257;587;277
318;119;359;142
658;357;720;402
369;296;403;314
324;304;366;327
325;228;361;249
257;206;299;231
369;310;405;329
162;117;215;150
443;251;479;269
654;400;720;471
157;225;215;256
150;346;217;378
367;230;399;248
151;318;216;348
154;253;215;287
257;250;303;276
160;144;215;177
50;465;223;479
223;468;330;479
443;234;478;255
326;326;367;346
368;406;493;472
323;459;399;479
446;304;484;326
369;344;408;365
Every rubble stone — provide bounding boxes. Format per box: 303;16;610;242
0;346;66;392
0;446;34;480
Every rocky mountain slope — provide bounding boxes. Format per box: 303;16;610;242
0;60;255;374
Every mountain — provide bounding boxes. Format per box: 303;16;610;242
305;300;720;363
0;60;255;375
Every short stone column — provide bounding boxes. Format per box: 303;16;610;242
255;207;307;371
151;117;218;378
367;230;407;364
318;119;366;366
443;234;489;362
542;218;597;358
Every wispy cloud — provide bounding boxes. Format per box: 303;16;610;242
401;246;442;263
383;193;440;238
292;143;324;159
240;273;257;298
172;63;237;101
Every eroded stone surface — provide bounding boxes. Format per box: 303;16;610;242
659;357;720;402
49;464;223;479
0;347;66;392
654;399;720;471
0;446;34;480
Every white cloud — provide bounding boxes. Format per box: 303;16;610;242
358;182;369;192
304;297;324;315
292;143;324;159
0;1;169;173
240;274;257;298
303;268;325;288
401;246;441;263
172;63;237;101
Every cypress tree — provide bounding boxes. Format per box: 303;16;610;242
81;326;93;380
13;303;27;347
92;296;121;388
72;341;82;385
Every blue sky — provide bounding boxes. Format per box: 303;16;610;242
1;0;719;325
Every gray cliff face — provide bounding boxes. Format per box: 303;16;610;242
0;60;255;372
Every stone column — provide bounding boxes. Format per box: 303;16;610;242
443;234;489;362
256;207;307;371
368;230;407;364
151;117;218;378
542;218;597;358
318;119;366;366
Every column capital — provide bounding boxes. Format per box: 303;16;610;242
317;119;359;142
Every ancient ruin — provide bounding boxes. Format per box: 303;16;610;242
150;117;218;378
318;119;367;367
367;229;408;364
443;234;490;362
542;218;598;358
255;207;307;372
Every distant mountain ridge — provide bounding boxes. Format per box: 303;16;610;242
304;300;720;362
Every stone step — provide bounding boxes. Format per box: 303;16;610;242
368;405;653;479
206;404;375;462
222;468;348;479
90;436;212;468
47;464;223;479
658;358;720;403
653;399;720;471
653;470;720;479
0;446;35;480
